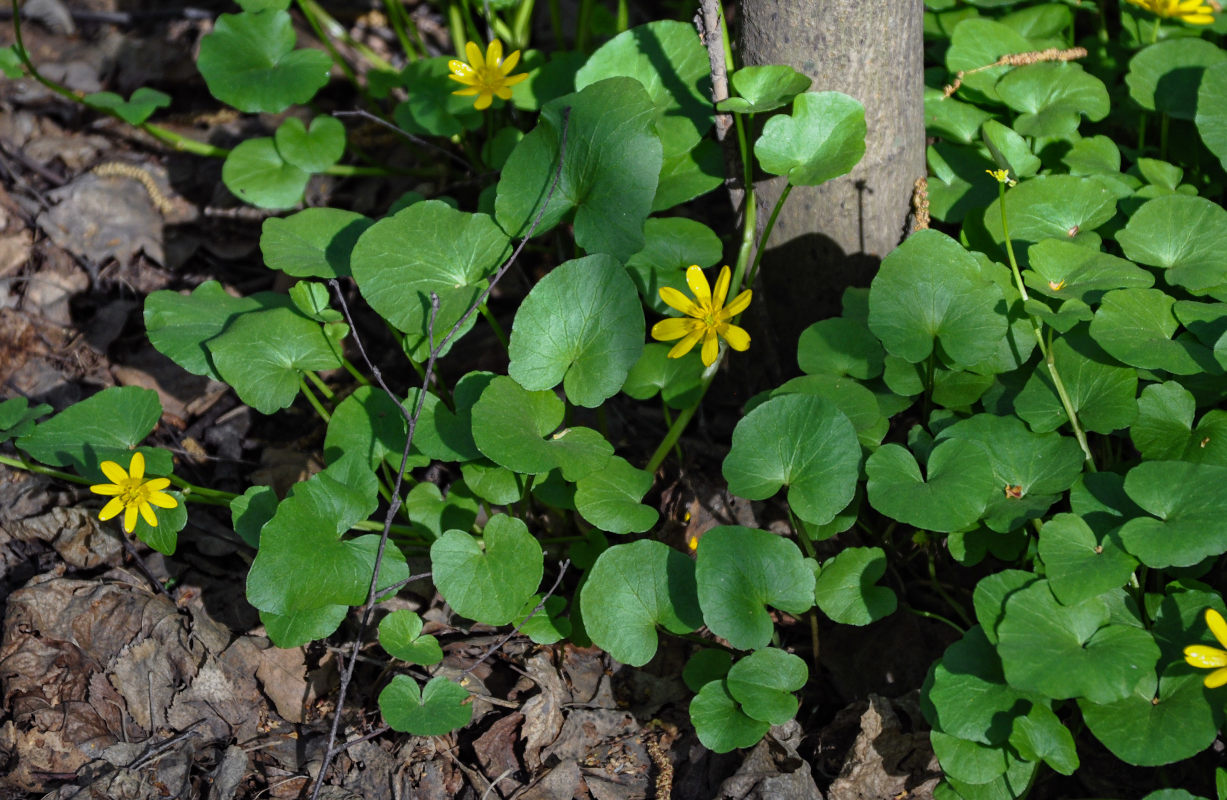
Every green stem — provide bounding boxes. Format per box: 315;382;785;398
995;182;1096;469
745;183;793;289
1159;112;1169;162
305;370;335;400
340;357;372;387
547;0;563;47
510;0;536;50
168;475;237;501
644;376;708;474
294;0;359;86
661;401;684;465
903;605;966;635
298;0;395;73
383;0;418;61
448;0;469;57
299;376;332;422
478;303;510;351
0;454;90;485
928;550;973;627
615;0;628;33
575;0;594;51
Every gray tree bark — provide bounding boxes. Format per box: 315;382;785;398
736;0;925;360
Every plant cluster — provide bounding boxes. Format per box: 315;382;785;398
2;0;1227;796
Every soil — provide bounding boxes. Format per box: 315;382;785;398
0;2;955;798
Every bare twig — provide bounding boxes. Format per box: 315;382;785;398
333;109;477;173
695;0;745;215
461;558;570;676
310;107;573;800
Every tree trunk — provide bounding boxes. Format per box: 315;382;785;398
736;0;924;361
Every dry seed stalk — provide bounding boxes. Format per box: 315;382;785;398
942;47;1088;97
911;176;930;234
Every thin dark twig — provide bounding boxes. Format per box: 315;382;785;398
375;571;433;601
333;109;478;173
462;558;570;676
311;107;572;800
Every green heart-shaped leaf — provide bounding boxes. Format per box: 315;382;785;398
725;648;807;725
260;208;372;280
866;440;996;532
1196;62;1227;172
574;20;711;159
689;680;771;753
814;546;898;625
1024;239;1154;303
1118;460;1227;568
378;610;443;666
221;137;310;209
1013;333;1138;434
983;175;1116;257
694;526;815;651
717;64;812;114
723;394;861;526
379;675;473;735
1132;381;1227;465
754;91;866;186
84;87;171;125
945;18;1034;103
924;626;1035;746
868;230;1007;368
581;539;702;666
196;9;331;113
508;254;644;408
1089;288;1213;374
496;77;661;261
621;343;704;409
574;456;658;534
274;115;346;173
1117;195;1227;297
1038;513;1138;606
625;217;723;314
1127;38;1227;120
390;57;482;137
996;62;1108;137
432;514;543;626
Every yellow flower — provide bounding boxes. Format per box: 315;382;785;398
1184;608;1227;688
986;169;1016;187
447;40;528;110
1124;0;1216;24
90;452;178;534
651;265;752;367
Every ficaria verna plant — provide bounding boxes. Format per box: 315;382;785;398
5;0;1227;796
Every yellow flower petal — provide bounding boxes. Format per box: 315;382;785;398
1206;608;1227;648
143;477;171;493
486;39;503;67
667;328;704;359
700;330;720;366
452;86;481;96
100;459;129;485
448;60;475;80
129;451;145;480
501;49;522;73
123;504;138;534
139;502;159;528
465;40;485;69
652;316;703;341
724;289;752;317
90;483;123;496
659;286;702;317
685;266;712;307
474;92;494;110
712;265;731;310
723;324;751;351
147;491;179;510
1206;667;1227;689
495;86;514;100
1184;644;1227;668
503;72;529;87
99;497;125;521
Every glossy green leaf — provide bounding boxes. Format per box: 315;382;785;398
351;200;511;361
1090;288;1211;374
1196;62;1227;172
995;62;1108;137
513;594;571;645
470;376;612;479
1118;461;1227;568
930;731;1013;786
1132;381;1227;465
415;371;490;463
260;607;347;649
574;456;658;534
274;115;345;173
260;209;372;279
1117;195;1227;297
246;455;408;642
769;376;887;450
432;514;542;625
814;546;897;625
574;20;711;159
683;650;733;693
230;485;277;548
495;77;661;261
653;139;723;210
924;89;994;144
868;230;1007;368
924;626;1033;745
694;526;815;651
621;343;704;409
378;610;443;666
0;397;49;444
718;64;812;114
997;580;1158;704
1127;38;1227;120
460;461;526;505
17;387;169;479
144;282;290;381
1009;703;1078;776
83;87;171;125
625;217;723;314
379;675;473;735
945;19;1034;103
983;175;1116;256
725;648;807;725
981;119;1040;180
926;141;999;223
866;440;996;533
754;91;866;186
723;394;861;526
690;679;771;753
1038;513;1138;606
580;539;703;666
1013;334;1138;434
131;489;186;555
404;482;479;540
796;317;885;379
1023;239;1153;303
208;306;343;415
508;254;644;408
196;9;331;113
221;137;309;209
390;57;482;137
323;386;428;474
1079;667;1220;767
